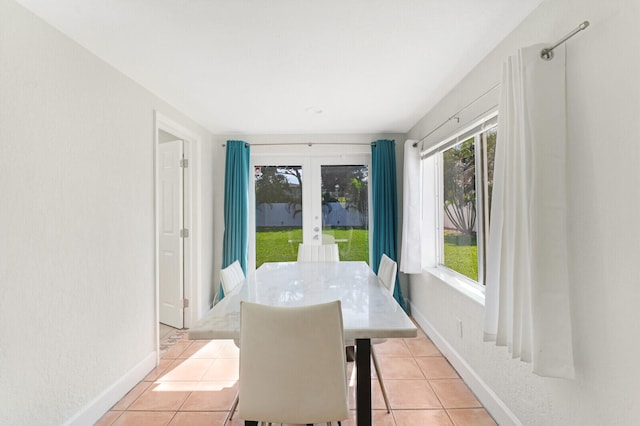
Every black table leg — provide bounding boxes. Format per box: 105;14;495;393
244;421;258;426
355;338;372;426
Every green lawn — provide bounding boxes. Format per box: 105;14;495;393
257;227;479;282
256;228;369;268
443;242;478;281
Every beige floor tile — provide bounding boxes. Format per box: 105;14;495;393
429;379;481;409
111;411;175;426
144;359;173;382
158;358;214;382
376;356;425;379
201;358;239;381
112;381;152;410
94;410;122;426
404;337;442;357
211;339;240;358
348;379;389;411
415;357;459;379
162;341;193;360
109;318;495;426
341;409;395;425
159;323;179;340
385;379;442;410
168;411;229;425
393;409;453;426
179;381;238;411
373;339;412;357
177;341;210;358
127;383;191;411
447;408;497;426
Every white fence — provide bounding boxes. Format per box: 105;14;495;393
256;202;367;228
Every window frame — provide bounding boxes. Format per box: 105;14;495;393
422;111;498;289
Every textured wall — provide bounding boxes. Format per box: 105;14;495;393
407;0;640;425
0;1;213;423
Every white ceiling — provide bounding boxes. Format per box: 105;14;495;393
15;0;544;135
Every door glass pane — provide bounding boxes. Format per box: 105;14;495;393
320;165;369;263
254;165;303;268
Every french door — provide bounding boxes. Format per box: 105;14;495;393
250;146;371;270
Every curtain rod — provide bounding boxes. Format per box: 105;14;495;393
221;142;374;147
541;20;589;61
412;82;500;147
412;20;590;148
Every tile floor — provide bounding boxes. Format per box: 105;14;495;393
96;323;497;426
159;323;177;341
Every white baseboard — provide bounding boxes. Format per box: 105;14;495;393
410;302;521;426
62;351;157;426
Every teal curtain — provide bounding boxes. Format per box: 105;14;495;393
221;140;250;299
371;139;407;312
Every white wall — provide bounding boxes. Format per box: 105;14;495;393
407;0;640;425
0;1;215;424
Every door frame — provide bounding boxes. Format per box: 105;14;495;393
249;144;372;272
154;112;201;360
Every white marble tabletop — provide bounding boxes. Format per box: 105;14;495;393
188;261;417;341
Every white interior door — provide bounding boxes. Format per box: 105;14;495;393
159;139;184;329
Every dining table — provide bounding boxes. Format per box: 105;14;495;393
188;261;417;426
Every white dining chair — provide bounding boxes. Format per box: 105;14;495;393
297;243;340;262
377;253;397;295
346;254;398;413
237;300;349;426
220;260;245;296
219;260;245;425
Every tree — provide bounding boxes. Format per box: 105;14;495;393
443;138;476;237
255;166;302;207
321;165;368;228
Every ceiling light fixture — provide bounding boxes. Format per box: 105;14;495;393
305;106;324;115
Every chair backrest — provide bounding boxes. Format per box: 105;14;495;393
378;254;398;295
237;300;349;424
297;243;340;262
220;260;245;295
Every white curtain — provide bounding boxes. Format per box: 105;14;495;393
483;44;575;379
400;139;422;273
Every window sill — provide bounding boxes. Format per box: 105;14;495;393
424;266;485;306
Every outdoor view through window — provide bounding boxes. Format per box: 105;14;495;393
320;165;369;263
441;127;496;282
254;164;369;268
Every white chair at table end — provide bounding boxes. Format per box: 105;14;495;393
346;253;398;414
297;243;340;262
237;300;349;426
218;260;245;425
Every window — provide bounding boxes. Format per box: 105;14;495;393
252;163;369;268
249;144;372;272
425;114;497;285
